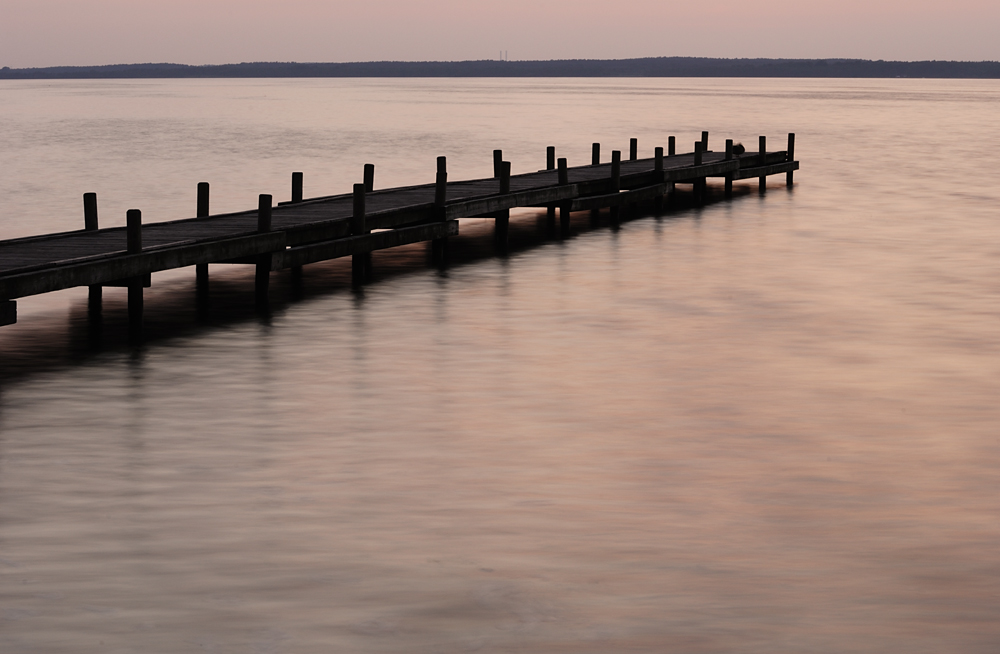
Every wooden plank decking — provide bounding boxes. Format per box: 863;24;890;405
0;138;798;333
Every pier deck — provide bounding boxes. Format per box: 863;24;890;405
0;136;798;333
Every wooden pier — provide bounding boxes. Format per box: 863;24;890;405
0;134;798;338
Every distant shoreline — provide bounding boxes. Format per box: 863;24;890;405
2;57;1000;80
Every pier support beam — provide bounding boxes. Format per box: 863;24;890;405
495;162;511;253
83;192;103;321
255;195;272;309
196;182;210;312
352;184;369;286
724;140;734;198
557;157;571;237
546;146;557;231
0;300;15;327
786;133;795;186
126;209;143;342
694;142;705;204
759;135;767;193
363;164;374;193
610;150;621;225
590;143;601;224
654;146;664;214
431;156;449;267
288;173;306;284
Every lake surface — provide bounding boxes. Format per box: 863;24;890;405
1;78;999;653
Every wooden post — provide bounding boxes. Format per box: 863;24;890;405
126;209;143;340
364;164;375;193
610;150;621;224
654;146;664;214
432;156;448;265
352;184;367;286
694;143;704;204
725;139;734;198
759;135;767;192
629;138;637;161
83;193;102;315
546;146;555;171
496;161;511;251
701;131;709;152
611;150;621;191
291;172;303;203
196;182;210;304
786;133;795;186
493;150;503;178
84;193;99;231
592;142;600;165
0;300;15;328
256;195;272;307
557;157;571;236
668;136;676;157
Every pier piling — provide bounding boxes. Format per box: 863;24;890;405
495;162;511;252
630;138;638;161
786;133;795;186
725;140;734;198
126;209;143;340
255;195;272;307
84;193;102;317
558;157;571;236
432;156;449;266
759;136;767;192
592;143;600;165
352;184;368;286
196;182;210;305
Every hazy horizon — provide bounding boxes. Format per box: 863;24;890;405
3;0;998;69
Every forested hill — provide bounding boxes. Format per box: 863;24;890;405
3;58;999;79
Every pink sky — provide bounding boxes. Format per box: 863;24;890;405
2;0;998;68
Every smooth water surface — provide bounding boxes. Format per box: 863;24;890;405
1;78;999;653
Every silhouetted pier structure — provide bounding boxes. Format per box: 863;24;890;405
0;134;798;339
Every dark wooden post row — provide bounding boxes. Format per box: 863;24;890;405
786;133;796;186
759;135;767;192
255;195;272;307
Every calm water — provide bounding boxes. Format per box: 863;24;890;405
1;78;1000;653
